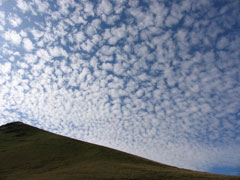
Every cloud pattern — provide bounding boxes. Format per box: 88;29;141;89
0;0;240;172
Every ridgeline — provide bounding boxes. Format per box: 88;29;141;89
0;122;239;180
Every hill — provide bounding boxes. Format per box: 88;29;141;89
0;122;239;180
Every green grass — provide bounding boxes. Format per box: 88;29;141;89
0;122;239;180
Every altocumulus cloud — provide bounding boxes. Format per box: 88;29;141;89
0;0;240;173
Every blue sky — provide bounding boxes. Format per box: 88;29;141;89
0;0;240;176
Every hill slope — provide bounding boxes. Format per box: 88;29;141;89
0;122;239;180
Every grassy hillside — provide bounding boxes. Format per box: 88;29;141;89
0;122;239;180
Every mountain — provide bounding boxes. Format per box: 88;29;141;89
0;122;239;180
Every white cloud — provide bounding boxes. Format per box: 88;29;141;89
106;14;120;25
8;14;22;27
49;46;68;57
102;63;113;71
24;54;38;64
103;28;111;40
0;11;5;29
99;45;116;56
57;0;72;15
30;28;44;41
217;36;229;49
20;30;27;37
86;25;96;36
33;0;49;13
108;24;126;44
74;31;85;43
84;2;94;16
17;0;29;12
165;15;179;27
113;63;124;75
36;49;51;61
60;61;72;74
97;0;113;16
23;38;34;51
91;18;101;30
81;39;94;53
134;43;149;57
70;11;86;24
17;61;29;69
0;62;12;74
3;30;22;45
136;89;144;98
79;67;90;82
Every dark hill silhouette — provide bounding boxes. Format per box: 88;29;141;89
0;122;239;180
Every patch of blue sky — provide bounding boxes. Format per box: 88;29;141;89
210;166;240;176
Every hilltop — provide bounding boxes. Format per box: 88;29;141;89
0;122;239;180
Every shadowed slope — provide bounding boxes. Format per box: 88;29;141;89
0;122;239;180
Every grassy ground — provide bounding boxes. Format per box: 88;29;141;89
0;122;239;180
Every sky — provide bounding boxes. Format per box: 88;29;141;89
0;0;240;176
